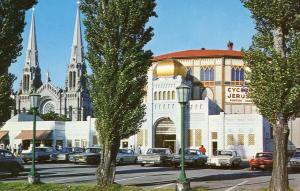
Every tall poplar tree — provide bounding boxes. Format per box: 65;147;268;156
241;1;300;190
0;0;37;125
81;0;156;185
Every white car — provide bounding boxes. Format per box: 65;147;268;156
207;150;241;168
289;151;300;170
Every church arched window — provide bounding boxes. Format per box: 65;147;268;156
158;91;162;100
154;92;157;100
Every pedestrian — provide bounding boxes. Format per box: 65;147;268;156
138;145;142;154
130;145;134;151
13;144;17;156
199;145;206;155
18;143;22;156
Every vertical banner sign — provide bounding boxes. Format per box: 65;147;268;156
225;86;252;103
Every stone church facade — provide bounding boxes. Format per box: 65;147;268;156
14;3;92;121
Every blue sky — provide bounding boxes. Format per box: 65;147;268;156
9;0;256;90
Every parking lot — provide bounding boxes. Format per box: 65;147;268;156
1;162;300;191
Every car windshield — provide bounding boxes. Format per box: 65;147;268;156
85;148;100;153
218;151;232;156
179;149;200;155
118;149;132;154
147;149;166;154
293;152;300;158
256;153;272;159
36;148;48;152
61;148;73;153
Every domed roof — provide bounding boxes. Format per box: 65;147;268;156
153;59;187;78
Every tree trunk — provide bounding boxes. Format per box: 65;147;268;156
273;27;285;58
96;141;120;185
269;115;289;191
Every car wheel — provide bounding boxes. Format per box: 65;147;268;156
11;168;19;177
119;159;123;166
250;166;255;171
140;163;145;167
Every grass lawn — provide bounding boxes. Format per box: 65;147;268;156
0;181;207;191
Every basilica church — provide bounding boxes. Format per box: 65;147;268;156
14;4;92;121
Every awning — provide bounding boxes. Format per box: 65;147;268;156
0;131;8;140
15;130;52;140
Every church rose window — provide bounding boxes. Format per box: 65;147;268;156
43;101;56;114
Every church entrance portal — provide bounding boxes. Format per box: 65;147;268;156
155;118;176;153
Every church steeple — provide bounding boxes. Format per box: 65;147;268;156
21;8;42;94
66;1;86;92
70;0;83;64
27;8;38;66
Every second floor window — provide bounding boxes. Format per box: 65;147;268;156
200;66;214;81
232;67;244;81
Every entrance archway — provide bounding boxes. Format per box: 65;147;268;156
154;118;176;153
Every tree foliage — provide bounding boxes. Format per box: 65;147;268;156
0;0;37;125
81;0;156;185
241;1;300;190
0;74;16;125
0;0;37;74
39;111;70;121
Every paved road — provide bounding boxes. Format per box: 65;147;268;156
1;163;300;191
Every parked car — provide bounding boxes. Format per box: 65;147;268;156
116;149;137;165
137;148;173;166
0;149;24;176
21;147;58;163
69;147;101;165
289;151;300;171
207;150;241;168
50;147;84;162
172;149;207;167
249;152;273;170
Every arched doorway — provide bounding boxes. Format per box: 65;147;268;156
154;118;176;153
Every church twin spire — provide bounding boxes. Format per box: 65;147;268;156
21;1;85;93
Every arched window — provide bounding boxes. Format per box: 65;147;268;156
200;67;205;81
235;68;240;81
167;91;171;100
158;92;162;100
205;68;209;81
172;91;175;100
154;92;157;100
231;67;236;81
240;68;244;81
163;91;166;100
210;68;214;81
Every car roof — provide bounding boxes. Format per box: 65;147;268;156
256;152;272;154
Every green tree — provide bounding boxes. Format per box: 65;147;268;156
39;111;69;121
81;0;156;185
241;1;300;190
0;0;37;125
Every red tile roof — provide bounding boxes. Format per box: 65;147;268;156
153;49;243;61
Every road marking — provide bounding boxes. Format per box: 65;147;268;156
115;176;145;182
154;183;174;189
225;180;248;191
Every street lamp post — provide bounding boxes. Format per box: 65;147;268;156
175;82;190;191
28;93;41;184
